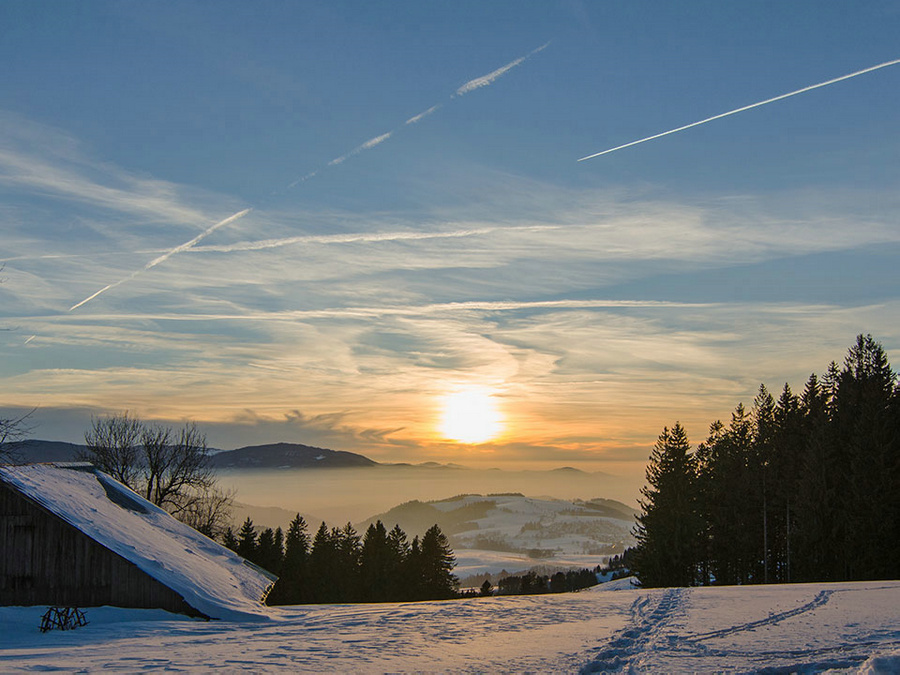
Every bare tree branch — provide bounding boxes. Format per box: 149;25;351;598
0;410;35;464
79;412;228;537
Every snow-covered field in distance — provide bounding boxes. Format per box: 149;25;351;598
363;493;638;581
3;580;898;673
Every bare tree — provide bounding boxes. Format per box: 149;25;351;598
141;422;215;512
0;410;34;464
79;411;142;486
79;412;233;537
174;484;237;539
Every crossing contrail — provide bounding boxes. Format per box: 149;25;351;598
578;57;900;162
66;46;550;311
69;208;251;311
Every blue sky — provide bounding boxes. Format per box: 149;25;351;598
1;1;898;487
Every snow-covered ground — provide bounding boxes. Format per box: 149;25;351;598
2;580;899;673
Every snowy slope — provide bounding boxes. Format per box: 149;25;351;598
0;463;274;621
365;493;636;570
2;581;898;672
433;494;635;554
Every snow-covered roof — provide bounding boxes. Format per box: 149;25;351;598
0;463;274;621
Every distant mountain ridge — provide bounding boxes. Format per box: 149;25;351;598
208;442;376;469
8;439;375;470
11;440;84;463
10;440;606;477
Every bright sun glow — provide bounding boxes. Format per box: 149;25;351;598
439;389;504;444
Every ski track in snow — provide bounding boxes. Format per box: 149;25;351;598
581;584;900;674
581;587;688;673
2;581;899;673
690;589;834;641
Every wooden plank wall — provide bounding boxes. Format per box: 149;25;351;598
0;481;206;618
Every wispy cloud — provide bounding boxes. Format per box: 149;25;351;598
579;57;900;161
0;114;214;228
5;126;898;468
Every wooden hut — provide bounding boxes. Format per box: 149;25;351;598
0;463;274;620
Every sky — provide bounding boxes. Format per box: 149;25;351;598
1;1;899;487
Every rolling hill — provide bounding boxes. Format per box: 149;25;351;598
207;442;376;469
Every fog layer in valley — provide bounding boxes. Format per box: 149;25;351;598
216;465;642;527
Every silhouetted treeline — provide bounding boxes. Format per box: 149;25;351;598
634;334;900;587
497;568;600;595
223;516;459;603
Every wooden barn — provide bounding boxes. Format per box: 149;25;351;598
0;463;275;620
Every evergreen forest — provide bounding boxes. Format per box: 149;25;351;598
223;517;460;604
633;334;900;587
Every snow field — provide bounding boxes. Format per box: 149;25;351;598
2;580;899;673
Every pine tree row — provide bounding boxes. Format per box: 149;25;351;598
496;568;600;595
223;516;459;604
633;334;900;587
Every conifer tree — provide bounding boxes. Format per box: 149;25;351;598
307;522;337;603
335;523;362;602
360;521;391;602
386;524;411;600
835;335;897;579
267;514;309;605
752;384;777;584
633;422;701;587
405;535;423;600
771;383;803;582
237;517;257;561
274;527;284;569
221;526;238;552
255;527;281;574
794;372;835;581
694;419;724;585
419;524;458;599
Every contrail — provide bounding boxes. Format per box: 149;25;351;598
327;132;393;167
285;42;551;188
8;222;557;262
578;57;900;162
405;105;441;125
456;42;550;96
69;208;251;311
65;46;550;311
190;223;560;254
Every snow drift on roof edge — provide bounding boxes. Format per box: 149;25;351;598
0;463;274;621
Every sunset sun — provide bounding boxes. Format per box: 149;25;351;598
439;389;504;444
